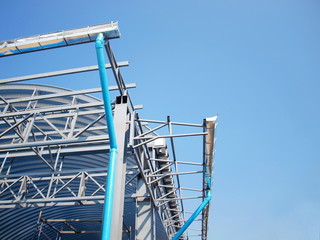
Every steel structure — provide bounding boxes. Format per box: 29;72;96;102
0;22;217;240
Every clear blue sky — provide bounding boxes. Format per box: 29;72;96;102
1;1;320;239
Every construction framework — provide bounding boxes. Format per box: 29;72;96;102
0;22;217;240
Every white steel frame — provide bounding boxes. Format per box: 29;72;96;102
0;23;216;240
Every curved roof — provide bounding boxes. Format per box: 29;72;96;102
0;84;135;239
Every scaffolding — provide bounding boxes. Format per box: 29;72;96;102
0;22;217;240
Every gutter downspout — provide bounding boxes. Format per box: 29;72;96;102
95;33;118;240
171;178;212;240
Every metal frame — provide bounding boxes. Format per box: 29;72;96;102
0;23;216;240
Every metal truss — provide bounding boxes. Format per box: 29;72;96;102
131;115;215;240
34;210;101;239
0;26;216;240
0;84;138;207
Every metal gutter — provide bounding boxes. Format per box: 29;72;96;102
0;22;120;57
202;116;217;239
95;33;118;240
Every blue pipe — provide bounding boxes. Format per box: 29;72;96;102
171;179;212;240
95;33;118;240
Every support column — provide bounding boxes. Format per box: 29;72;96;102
110;95;130;239
135;176;155;240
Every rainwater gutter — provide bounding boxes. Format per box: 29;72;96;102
0;22;120;57
95;33;118;240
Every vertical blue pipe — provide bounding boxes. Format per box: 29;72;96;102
171;179;212;240
95;33;118;240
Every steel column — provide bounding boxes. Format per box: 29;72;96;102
135;176;155;240
111;96;130;239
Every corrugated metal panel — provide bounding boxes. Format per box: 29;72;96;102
0;205;103;240
155;208;169;240
0;84;137;239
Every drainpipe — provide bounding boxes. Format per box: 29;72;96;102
95;33;118;240
171;178;212;240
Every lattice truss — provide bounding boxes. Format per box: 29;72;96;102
0;25;216;240
0;84;118;206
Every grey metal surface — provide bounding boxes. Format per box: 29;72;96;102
135;176;155;239
111;96;130;239
0;84;129;239
0;205;103;240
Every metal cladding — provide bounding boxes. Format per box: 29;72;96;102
0;84;107;239
0;84;137;239
0;22;120;57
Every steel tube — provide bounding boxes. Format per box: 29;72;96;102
95;33;118;240
171;189;211;240
0;62;128;84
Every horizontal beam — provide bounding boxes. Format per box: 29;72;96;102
155;196;203;202
134;132;207;140
157;185;202;192
0;101;104;118
146;170;203;178
43;219;101;222
59;231;100;234
0;134;110;151
0;61;129;84
133;132;207;148
0;109;104;125
0;125;107;141
0;193;138;208
0;171;107;181
0;144;111;158
0;101;142;118
0;168;137;180
137;119;203;127
0;195;105;205
0;83;135;104
0;199;105;208
0;22;120;57
148;158;203;166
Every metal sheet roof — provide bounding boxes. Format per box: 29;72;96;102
0;84;138;239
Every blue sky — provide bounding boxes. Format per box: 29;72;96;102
1;0;320;239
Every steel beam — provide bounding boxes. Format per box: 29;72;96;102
0;83;135;104
0;144;110;158
0;134;110;151
0;62;128;84
0;101;104;118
